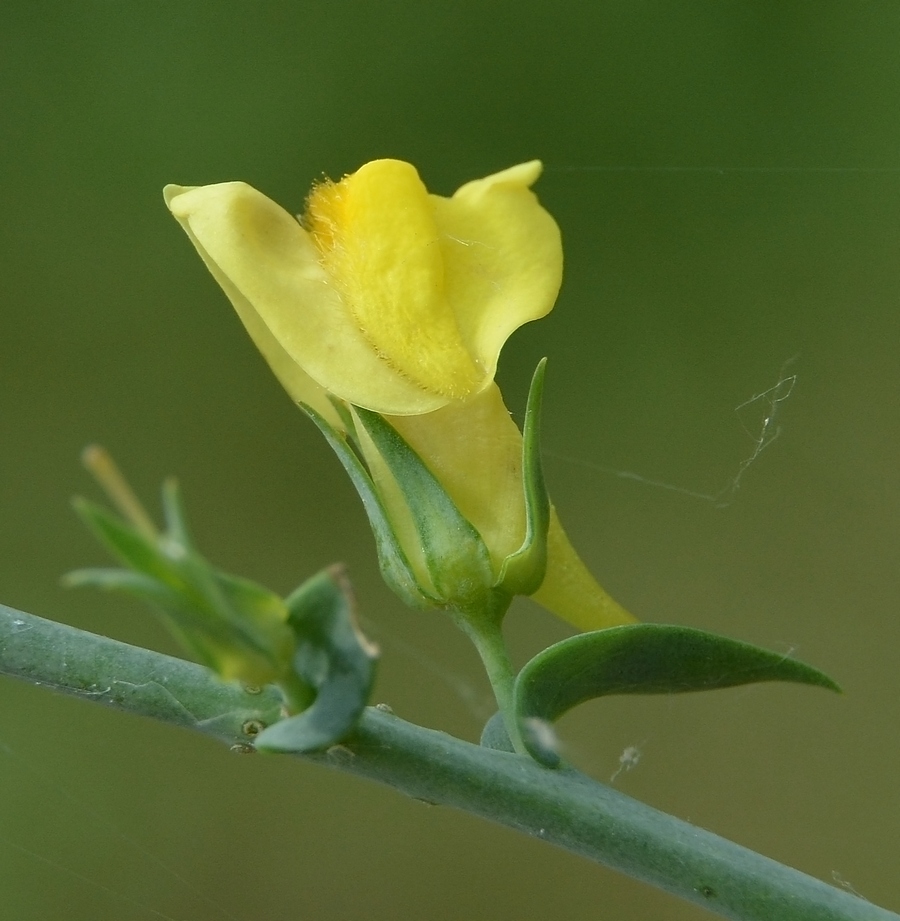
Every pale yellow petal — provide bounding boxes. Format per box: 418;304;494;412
165;181;447;415
164;184;343;428
385;383;526;574
531;510;637;631
432;160;562;381
307;160;482;400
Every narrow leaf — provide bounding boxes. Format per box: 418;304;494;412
255;566;378;754
516;624;840;767
161;478;194;548
72;498;182;588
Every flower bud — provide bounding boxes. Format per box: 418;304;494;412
166;160;634;631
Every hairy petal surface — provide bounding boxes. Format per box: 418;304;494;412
165;181;445;415
306;160;482;400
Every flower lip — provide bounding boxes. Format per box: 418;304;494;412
165;179;447;416
304;159;484;401
165;159;563;415
166;160;637;635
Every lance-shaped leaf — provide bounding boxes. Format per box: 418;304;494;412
68;482;293;685
255;566;378;754
513;624;841;767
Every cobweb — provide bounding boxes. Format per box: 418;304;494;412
7;154;894;919
549;358;798;508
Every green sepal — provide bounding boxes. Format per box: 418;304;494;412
68;491;293;685
495;358;550;597
299;402;432;609
353;407;494;610
255;565;378;754
326;396;359;440
514;624;841;767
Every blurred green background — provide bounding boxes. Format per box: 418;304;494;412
1;2;898;918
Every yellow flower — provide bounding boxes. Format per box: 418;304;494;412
165;159;633;632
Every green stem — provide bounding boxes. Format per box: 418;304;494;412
450;607;524;754
0;602;896;921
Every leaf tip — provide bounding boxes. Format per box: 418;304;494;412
522;717;562;768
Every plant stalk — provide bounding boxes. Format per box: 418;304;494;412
450;608;525;753
0;602;895;921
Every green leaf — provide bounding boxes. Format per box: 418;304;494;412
64;566;183;602
515;624;841;767
496;357;550;596
70;485;293;684
255;566;378;754
160;478;194;547
353;406;494;607
73;498;185;589
300;402;431;610
479;711;515;753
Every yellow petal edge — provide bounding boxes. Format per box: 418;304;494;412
165;161;635;633
165;159;562;415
